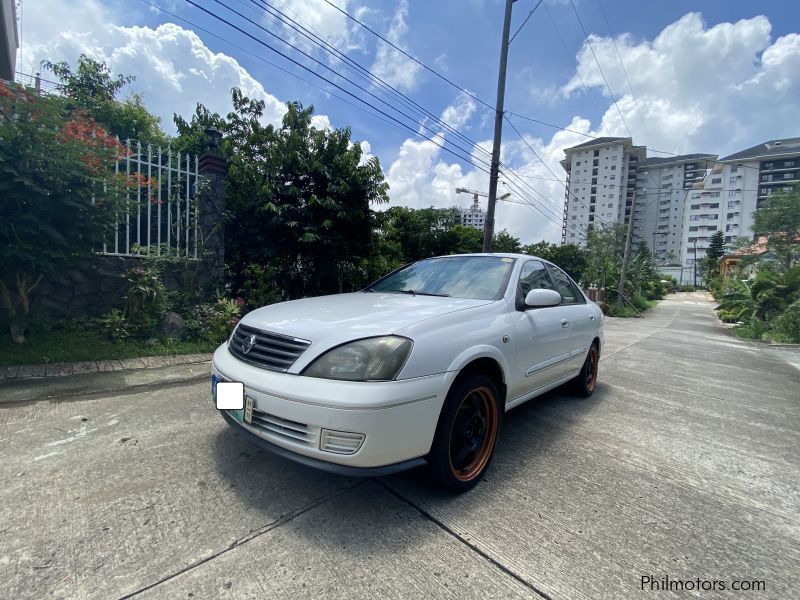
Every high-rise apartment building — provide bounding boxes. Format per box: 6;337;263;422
633;154;717;265
560;137;799;273
560;137;645;246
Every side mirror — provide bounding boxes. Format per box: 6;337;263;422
524;288;562;308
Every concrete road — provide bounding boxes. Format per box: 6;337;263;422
1;293;798;599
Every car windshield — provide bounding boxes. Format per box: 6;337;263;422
367;256;514;300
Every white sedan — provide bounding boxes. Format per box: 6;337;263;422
212;253;603;491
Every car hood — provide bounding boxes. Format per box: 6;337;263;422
240;292;493;348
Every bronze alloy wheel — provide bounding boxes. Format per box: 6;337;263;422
572;342;600;397
448;386;500;482
585;345;599;392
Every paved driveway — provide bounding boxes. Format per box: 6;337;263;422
1;293;798;599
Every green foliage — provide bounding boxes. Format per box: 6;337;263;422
700;231;726;281
173;103;226;156
241;263;283;309
98;309;129;341
42;55;167;145
492;230;521;253
582;223;627;289
752;187;800;269
707;231;726;262
521;241;588;282
0;80;134;343
199;91;388;299
0;325;216;367
772;300;800;343
123;264;168;337
187;298;242;344
715;266;800;340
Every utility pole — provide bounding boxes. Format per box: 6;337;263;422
483;0;515;253
693;239;698;289
616;195;637;309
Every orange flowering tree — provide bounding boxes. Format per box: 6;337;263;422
0;81;137;343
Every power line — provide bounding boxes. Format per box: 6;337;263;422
567;0;633;140
541;0;603;117
320;0;496;113
595;0;654;149
207;0;496;172
178;0;499;175
235;0;559;212
244;0;495;164
508;0;544;46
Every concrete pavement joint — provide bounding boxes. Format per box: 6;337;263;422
531;411;800;526
115;479;365;600
600;307;681;362
377;480;552;600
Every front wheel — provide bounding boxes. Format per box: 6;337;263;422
428;374;502;492
572;342;599;397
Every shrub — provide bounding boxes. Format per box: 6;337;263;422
732;317;770;341
187;298;241;344
123;264;169;337
98;309;129;341
772;300;800;343
241;263;282;309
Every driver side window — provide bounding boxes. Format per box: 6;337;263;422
518;260;556;299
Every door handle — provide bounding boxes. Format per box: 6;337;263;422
561;319;569;328
590;315;595;321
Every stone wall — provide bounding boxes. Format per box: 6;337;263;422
6;150;227;322
28;255;219;319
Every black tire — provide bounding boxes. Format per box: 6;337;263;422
572;342;599;397
428;374;502;492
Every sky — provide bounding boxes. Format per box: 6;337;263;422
16;0;800;245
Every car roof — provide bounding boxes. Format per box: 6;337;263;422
427;252;546;262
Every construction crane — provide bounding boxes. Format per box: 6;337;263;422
455;187;510;210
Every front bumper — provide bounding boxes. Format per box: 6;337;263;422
212;345;450;471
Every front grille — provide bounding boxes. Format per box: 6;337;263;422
250;407;313;446
229;324;311;371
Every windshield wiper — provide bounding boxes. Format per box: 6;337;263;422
384;289;450;297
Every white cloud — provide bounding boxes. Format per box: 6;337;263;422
19;0;299;132
260;0;367;55
370;0;421;92
561;13;799;155
384;12;800;244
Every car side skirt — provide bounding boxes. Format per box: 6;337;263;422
504;369;582;411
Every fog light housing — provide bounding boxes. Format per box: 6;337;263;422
320;429;365;455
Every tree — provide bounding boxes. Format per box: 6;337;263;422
583;223;627;289
173;103;226;156
752;188;800;270
702;230;726;279
42;55;167;145
0;81;135;342
188;90;389;298
521;241;588;283
492;230;521;253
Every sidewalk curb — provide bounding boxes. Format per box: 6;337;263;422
0;353;213;382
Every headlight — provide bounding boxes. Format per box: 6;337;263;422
302;336;412;381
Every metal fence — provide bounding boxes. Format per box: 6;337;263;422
11;72;202;259
101;141;200;259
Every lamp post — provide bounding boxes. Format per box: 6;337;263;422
693;238;698;289
204;127;223;154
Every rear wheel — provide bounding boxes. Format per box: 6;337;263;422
572;342;599;397
429;374;502;492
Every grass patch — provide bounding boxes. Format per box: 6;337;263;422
0;326;217;367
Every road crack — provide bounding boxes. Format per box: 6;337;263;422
376;479;553;600
115;479;364;599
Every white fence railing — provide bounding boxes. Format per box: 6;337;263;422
101;141;200;259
